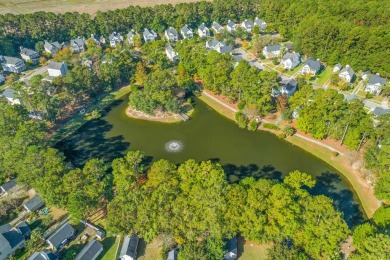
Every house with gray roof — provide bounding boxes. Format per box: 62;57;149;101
339;65;355;83
262;44;282;59
0;224;26;260
281;52;300;70
241;19;254;32
206;39;232;54
127;30;136;46
120;235;139;260
15;222;31;238
0;88;20;105
362;71;371;81
0;55;26;73
254;17;267;31
180;25;193;39
0;179;16;196
28;251;58;260
333;63;342;73
301;57;321;76
44;41;63;56
372;107;390;117
24;195;45;212
198;23;210;37
226;20;237;33
343;93;358;102
167;249;178;260
280;78;298;96
212;21;224;34
46;223;75;250
75;239;103;260
165;45;179;62
20;46;40;64
165;27;179;42
47;62;68;78
143;28;157;42
365;74;386;96
70;37;86;53
109;32;123;48
223;237;238;260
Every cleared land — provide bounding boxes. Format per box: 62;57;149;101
0;0;205;15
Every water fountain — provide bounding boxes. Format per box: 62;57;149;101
165;140;184;153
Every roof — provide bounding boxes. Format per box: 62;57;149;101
24;195;44;211
207;38;222;48
242;19;254;28
255;17;266;25
284;78;298;91
285;43;293;50
344;93;358;101
28;251;58;260
167;249;178;260
212;21;222;30
15;221;31;237
372;107;390;117
362;70;371;76
227;20;236;28
305;57;321;71
265;44;282;52
143;28;156;37
1;179;16;192
166;27;178;36
166;45;175;53
48;62;65;70
109;32;122;41
0;56;24;65
76;239;103;260
0;225;24;249
224;237;238;260
0;88;16;99
218;45;233;54
340;66;355;77
70;37;85;46
368;74;386;86
181;25;192;34
47;223;74;249
198;23;208;31
20;47;38;56
120;235;139;258
334;63;342;69
127;30;135;38
282;52;299;61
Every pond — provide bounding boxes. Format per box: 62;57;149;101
56;96;364;227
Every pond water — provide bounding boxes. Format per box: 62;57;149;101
56;96;364;227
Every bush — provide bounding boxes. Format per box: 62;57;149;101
283;126;295;136
263;123;280;130
235;112;249;129
238;101;246;110
365;92;374;99
281;109;293;122
332;151;339;157
272;57;280;65
278;133;286;139
248;119;258;131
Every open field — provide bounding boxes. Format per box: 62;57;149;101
0;0;205;15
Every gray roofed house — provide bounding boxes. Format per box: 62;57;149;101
339;65;355;83
281;52;300;70
165;45;179;62
15;222;31;238
127;30;136;46
372;107;390;117
70;37;86;53
198;23;210;37
0;55;26;73
223;237;238;260
44;41;63;55
24;195;45;212
75;239;103;260
28;251;58;260
333;63;342;72
180;25;193;39
90;34;101;46
241;19;254;32
254;17;267;31
0;88;21;105
120;235;139;260
109;32;123;47
365;74;386;96
20;46;40;64
285;43;293;52
226;20;237;33
206;38;225;49
280;78;298;96
164;27;179;42
167;249;178;260
217;45;233;54
301;57;321;76
47;61;68;78
262;44;282;59
0;224;26;260
143;28;157;42
0;179;16;196
344;93;358;102
46;223;75;250
362;71;371;81
212;21;224;34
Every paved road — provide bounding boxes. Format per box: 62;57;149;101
20;65;48;84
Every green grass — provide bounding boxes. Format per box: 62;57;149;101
315;67;333;85
239;241;270;260
285;64;304;76
98;236;121;260
198;94;235;121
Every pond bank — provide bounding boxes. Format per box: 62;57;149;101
125;106;183;123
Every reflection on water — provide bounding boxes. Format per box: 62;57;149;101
56;96;364;227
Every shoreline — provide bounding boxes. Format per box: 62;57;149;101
125;106;183;123
198;91;379;217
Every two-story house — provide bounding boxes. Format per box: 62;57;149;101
20;47;40;64
70;37;86;53
46;62;68;81
143;28;157;42
339;65;355;83
301;58;321;76
127;30;136;46
211;21;224;34
0;223;28;260
365;74;386;96
165;45;179;62
281;52;300;70
241;19;254;32
0;56;26;73
44;41;63;56
0;88;20;105
254;17;267;31
180;25;193;39
226;20;237;33
109;32;123;48
165;27;179;42
262;44;282;59
198;23;210;37
206;39;232;54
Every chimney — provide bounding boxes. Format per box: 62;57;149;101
376;73;380;76
346;64;350;68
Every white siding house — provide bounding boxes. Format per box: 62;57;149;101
180;25;193;39
198;23;210;37
262;44;282;59
281;52;300;70
301;58;321;76
339;65;355;83
365;74;386;96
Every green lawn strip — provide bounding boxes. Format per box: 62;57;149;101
198;94;235;121
98;236;121;260
315;67;333;85
285;64;304;76
239;241;270;260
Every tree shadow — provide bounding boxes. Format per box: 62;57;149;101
222;163;282;183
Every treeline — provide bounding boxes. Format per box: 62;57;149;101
1;0;389;76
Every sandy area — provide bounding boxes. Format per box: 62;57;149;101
125;106;182;123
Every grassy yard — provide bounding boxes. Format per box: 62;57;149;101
315;66;333;86
238;239;270;260
198;94;235;121
99;236;121;260
0;0;206;15
285;64;304;76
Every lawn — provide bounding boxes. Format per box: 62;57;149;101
285;64;304;76
315;66;333;86
0;0;206;15
99;236;121;260
238;238;270;260
198;94;235;121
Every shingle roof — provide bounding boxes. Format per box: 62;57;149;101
75;239;103;260
265;44;282;52
24;195;44;211
218;45;233;54
207;38;222;48
198;23;208;31
242;19;254;28
227;20;236;28
20;47;38;56
305;58;321;71
166;27;178;36
1;226;24;248
120;235;139;258
212;21;222;30
15;222;31;237
48;62;65;70
70;37;85;47
28;251;58;260
368;75;386;85
143;28;156;37
1;56;23;65
340;66;355;77
0;88;16;99
167;249;178;260
373;107;390;117
1;179;16;192
181;25;192;34
282;52;299;61
109;32;122;41
255;17;266;26
47;223;74;249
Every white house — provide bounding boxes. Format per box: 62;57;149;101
47;62;68;78
44;41;63;55
0;223;26;260
362;71;371;81
301;58;321;76
127;30;136;46
333;63;342;73
198;23;210;37
339;65;355;83
143;28;157;42
365;74;386;96
165;45;179;62
70;37;86;53
280;78;298;96
120;235;139;260
262;44;282;59
281;52;300;70
108;32;123;47
206;39;232;54
0;56;26;73
0;88;20;105
226;20;237;33
20;46;40;64
241;19;254;32
212;21;224;34
180;25;193;39
164;27;179;42
254;17;267;31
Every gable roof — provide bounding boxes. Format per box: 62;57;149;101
242;19;254;28
48;62;65;70
0;224;25;253
334;63;342;70
28;251;58;260
70;37;85;47
368;74;386;86
20;47;38;56
255;17;266;26
304;58;321;71
227;20;236;28
340;66;355;77
265;44;282;52
24;195;44;211
109;32;122;41
198;23;208;31
143;28;156;37
282;52;300;61
0;56;24;65
127;30;135;38
1;179;16;192
166;27;178;36
181;25;192;34
0;88;16;99
75;239;103;260
207;38;223;49
372;107;390;117
218;45;233;54
46;223;74;249
15;222;31;237
284;78;298;91
212;21;222;31
120;235;139;258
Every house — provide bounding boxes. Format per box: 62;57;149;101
109;32;123;48
15;222;31;238
180;25;193;39
167;249;178;260
165;27;179;42
0;88;21;105
28;251;58;260
241;19;254;32
90;34;101;46
198;23;210;37
0;56;26;73
254;17;267;31
301;58;321;76
344;93;358;102
120;235;139;260
281;52;300;70
365;74;386;96
143;28;157;42
217;44;233;54
75;239;103;260
20;47;40;64
47;62;68;78
206;39;232;54
280;78;298;96
70;37;86;53
372;107;390;117
212;21;224;34
362;71;371;81
127;30;136;46
0;223;26;260
165;45;179;62
262;44;282;59
226;20;237;33
46;223;75;250
0;179;16;196
23;195;45;212
99;36;106;45
223;237;238;260
333;63;342;73
44;41;63;55
82;59;93;70
0;73;5;84
285;43;293;52
339;65;355;83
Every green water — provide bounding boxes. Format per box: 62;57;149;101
56;96;364;226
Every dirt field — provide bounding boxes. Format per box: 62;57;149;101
0;0;206;15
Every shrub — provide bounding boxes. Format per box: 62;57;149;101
248;119;258;131
332;151;339;157
263;123;280;130
281;109;293;122
283;126;295;136
235;112;249;129
272;57;279;65
365;92;374;99
238;101;246;110
278;133;286;139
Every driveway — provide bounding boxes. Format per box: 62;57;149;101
20;65;48;84
233;48;265;70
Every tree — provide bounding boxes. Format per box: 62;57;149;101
235;112;248;129
134;62;147;86
53;47;72;63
